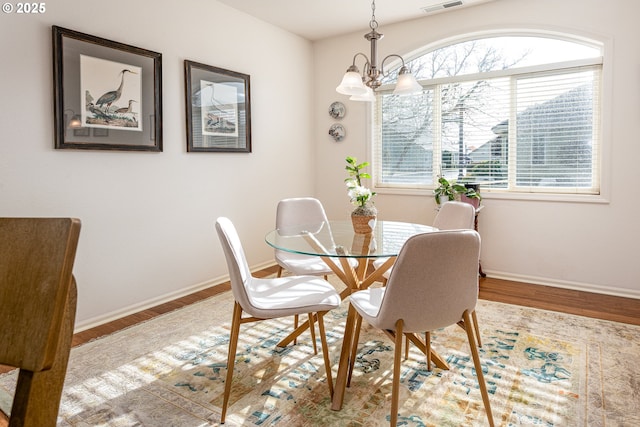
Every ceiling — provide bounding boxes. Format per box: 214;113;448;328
217;0;496;41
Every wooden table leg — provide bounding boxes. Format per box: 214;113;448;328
330;256;397;411
405;333;450;370
277;313;316;348
277;231;401;409
277;236;358;348
331;302;357;410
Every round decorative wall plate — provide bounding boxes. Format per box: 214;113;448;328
329;101;346;119
329;123;346;142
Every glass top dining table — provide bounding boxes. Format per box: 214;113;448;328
265;219;436;259
266;219;440;411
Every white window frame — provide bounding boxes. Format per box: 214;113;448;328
370;31;611;204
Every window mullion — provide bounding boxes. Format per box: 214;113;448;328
590;73;601;191
507;76;518;190
433;84;443;179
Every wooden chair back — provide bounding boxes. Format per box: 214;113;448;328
0;218;81;427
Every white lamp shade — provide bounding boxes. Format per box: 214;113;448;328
350;85;375;102
393;72;423;95
336;71;368;95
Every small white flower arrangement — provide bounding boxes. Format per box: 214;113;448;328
345;156;377;215
346;184;373;207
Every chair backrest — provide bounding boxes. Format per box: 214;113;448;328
0;217;81;371
433;201;475;230
377;230;481;332
215;217;254;312
0;217;80;426
276;197;329;229
275;198;330;261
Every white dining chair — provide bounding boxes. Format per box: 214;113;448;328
348;230;494;427
274;197;340;278
373;201;480;357
372;201;476;283
432;200;475;230
215;217;341;424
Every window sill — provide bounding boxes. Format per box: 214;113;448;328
374;186;610;204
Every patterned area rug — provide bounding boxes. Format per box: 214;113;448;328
1;281;639;426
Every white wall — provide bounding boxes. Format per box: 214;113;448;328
0;0;316;329
2;0;638;332
314;0;640;298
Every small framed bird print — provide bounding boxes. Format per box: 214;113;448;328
52;26;162;151
184;60;252;153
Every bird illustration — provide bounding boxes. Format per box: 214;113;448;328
115;100;137;114
88;103;111;121
85;90;94;108
96;69;137;111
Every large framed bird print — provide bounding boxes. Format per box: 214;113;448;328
52;26;162;151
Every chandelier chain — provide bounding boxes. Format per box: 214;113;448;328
369;0;378;30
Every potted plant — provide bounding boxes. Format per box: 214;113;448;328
345;156;377;233
459;182;481;208
434;176;481;208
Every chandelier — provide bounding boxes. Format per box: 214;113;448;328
336;0;423;101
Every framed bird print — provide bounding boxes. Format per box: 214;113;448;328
52;26;162;151
184;60;251;153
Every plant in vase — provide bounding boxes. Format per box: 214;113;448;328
434;176;481;208
459;182;482;208
345;156;377;233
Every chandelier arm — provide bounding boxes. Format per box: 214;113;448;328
351;52;371;70
345;53;371;78
362;61;371;78
380;54;406;78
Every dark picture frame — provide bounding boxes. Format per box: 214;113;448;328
184;60;251;152
53;26;162;151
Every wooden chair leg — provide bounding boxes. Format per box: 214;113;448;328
456;310;482;348
390;319;404;427
317;313;334;397
425;331;431;371
278;267;303;347
308;313;318;354
221;302;242;424
463;310;494;427
404;336;410;359
472;310;482;347
347;314;363;387
9;279;77;427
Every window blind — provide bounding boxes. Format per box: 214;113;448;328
374;65;601;195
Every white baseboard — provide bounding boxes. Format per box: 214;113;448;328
485;269;640;300
74;277;224;333
74;261;275;333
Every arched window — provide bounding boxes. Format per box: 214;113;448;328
373;34;603;197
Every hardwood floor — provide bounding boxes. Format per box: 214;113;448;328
478;276;640;326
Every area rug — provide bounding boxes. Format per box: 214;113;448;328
1;281;639;426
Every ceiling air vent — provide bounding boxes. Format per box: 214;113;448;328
422;1;464;14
